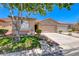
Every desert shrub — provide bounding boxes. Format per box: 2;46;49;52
71;28;76;32
68;29;73;32
68;29;72;36
58;30;63;34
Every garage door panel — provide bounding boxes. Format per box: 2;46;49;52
39;26;57;33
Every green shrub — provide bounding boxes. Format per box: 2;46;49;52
21;36;41;50
0;37;12;46
71;28;76;32
0;36;41;53
0;29;8;35
59;30;63;34
68;29;73;32
0;37;13;53
36;29;42;34
68;29;72;36
35;29;42;38
12;42;24;51
32;39;41;48
12;36;41;51
24;39;33;49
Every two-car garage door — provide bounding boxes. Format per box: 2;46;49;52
39;25;57;33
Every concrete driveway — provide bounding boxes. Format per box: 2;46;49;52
41;33;79;50
62;32;79;38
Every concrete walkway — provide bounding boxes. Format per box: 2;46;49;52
41;33;79;50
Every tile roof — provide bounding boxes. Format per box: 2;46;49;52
0;19;6;23
0;17;73;26
39;18;73;25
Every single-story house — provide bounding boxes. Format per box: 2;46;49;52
0;17;72;35
37;18;71;33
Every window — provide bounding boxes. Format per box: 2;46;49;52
20;21;30;30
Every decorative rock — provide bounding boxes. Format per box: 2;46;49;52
0;40;63;56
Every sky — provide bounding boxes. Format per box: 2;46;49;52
0;3;79;23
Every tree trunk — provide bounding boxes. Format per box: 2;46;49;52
10;7;20;42
13;3;23;41
14;17;21;41
9;7;17;42
26;12;32;35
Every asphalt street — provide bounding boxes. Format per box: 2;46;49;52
64;47;79;56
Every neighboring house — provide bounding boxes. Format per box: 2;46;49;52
0;17;72;35
57;22;71;32
0;18;12;31
72;23;79;32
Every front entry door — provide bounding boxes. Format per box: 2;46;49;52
35;24;38;32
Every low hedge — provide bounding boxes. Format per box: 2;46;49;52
0;29;8;35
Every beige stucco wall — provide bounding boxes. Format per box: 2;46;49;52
0;26;12;31
0;21;12;31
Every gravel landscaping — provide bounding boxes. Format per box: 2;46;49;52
0;39;63;56
0;33;79;56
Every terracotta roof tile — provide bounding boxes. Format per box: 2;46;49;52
0;19;6;23
40;18;72;25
